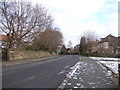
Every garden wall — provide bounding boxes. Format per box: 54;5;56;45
9;49;56;61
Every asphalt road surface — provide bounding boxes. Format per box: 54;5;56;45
2;55;118;89
3;55;80;88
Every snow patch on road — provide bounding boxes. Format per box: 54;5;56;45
76;83;80;86
64;65;69;68
73;86;79;88
67;83;71;85
67;61;81;78
58;70;66;75
58;65;70;75
105;71;112;77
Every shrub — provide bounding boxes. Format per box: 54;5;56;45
26;46;39;51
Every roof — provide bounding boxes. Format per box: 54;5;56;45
100;34;117;42
0;35;8;41
106;34;116;38
101;34;116;39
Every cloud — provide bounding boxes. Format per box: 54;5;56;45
29;0;118;46
31;0;105;20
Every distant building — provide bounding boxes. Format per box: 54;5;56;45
0;35;8;48
97;34;119;54
74;44;80;54
89;40;99;53
97;41;112;54
61;45;67;54
0;35;8;61
116;36;120;54
88;34;120;55
56;45;63;55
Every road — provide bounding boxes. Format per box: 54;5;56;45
3;55;80;88
2;55;118;89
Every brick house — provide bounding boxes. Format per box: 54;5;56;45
89;40;99;53
0;35;8;48
97;34;119;54
116;36;120;54
0;35;8;61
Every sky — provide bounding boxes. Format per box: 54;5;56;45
29;0;119;47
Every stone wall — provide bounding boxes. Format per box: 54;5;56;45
9;49;56;61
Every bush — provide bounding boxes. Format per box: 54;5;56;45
87;52;120;58
26;46;39;51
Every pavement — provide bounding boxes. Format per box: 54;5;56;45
58;56;119;89
2;55;119;89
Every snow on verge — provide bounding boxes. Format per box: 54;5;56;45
99;61;118;76
90;57;119;76
90;57;119;61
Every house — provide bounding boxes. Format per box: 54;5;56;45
100;34;117;48
116;36;120;54
79;34;119;56
61;45;67;54
56;45;63;55
74;44;80;54
0;35;8;48
89;40;99;53
0;35;8;61
97;34;119;54
97;41;112;54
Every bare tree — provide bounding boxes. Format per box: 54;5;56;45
79;30;98;54
33;28;63;52
82;30;98;43
0;1;53;48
